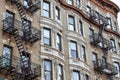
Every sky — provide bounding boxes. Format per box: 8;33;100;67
110;0;120;27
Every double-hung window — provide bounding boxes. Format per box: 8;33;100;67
4;11;14;29
58;64;63;80
57;34;62;51
81;45;86;62
113;62;120;77
43;28;51;46
106;18;112;29
87;6;91;17
55;7;60;20
77;0;81;8
72;70;80;80
44;60;52;80
70;41;78;58
43;1;50;18
68;15;75;31
2;45;12;67
110;39;116;52
79;21;83;36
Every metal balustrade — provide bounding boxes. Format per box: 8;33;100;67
93;59;118;76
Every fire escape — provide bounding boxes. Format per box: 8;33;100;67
1;0;41;80
88;9;118;77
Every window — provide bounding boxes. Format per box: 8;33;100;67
110;39;116;52
102;57;107;67
43;28;51;46
93;52;97;67
2;45;12;67
57;34;62;51
113;62;120;77
44;60;52;80
77;0;81;8
114;21;117;31
72;70;80;80
70;41;78;58
92;52;97;62
55;7;60;20
23;0;29;8
21;52;31;73
79;21;83;36
87;6;91;17
58;64;63;80
118;43;120;50
22;19;31;35
95;11;99;22
4;11;14;28
68;15;75;31
81;45;86;62
43;1;50;18
106;18;112;29
89;28;94;42
85;74;89;80
67;0;73;5
21;52;30;67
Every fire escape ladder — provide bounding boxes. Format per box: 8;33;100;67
10;0;31;79
13;29;31;77
15;0;27;20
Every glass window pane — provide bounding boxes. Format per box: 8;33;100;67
70;42;76;50
113;62;120;77
72;71;79;80
69;25;74;31
71;50;77;58
44;38;50;45
43;11;49;18
67;0;72;5
44;60;52;80
44;61;51;71
44;29;50;38
43;2;50;11
69;17;74;24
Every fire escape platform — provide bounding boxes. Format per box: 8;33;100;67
93;59;118;76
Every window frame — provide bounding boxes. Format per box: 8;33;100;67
70;41;78;58
58;64;64;80
55;7;60;20
106;17;112;30
2;44;13;67
81;45;86;62
44;59;52;80
79;20;83;36
72;70;80;80
57;34;62;51
77;0;81;8
110;39;116;52
87;6;91;17
43;1;50;18
68;15;75;31
43;28;51;46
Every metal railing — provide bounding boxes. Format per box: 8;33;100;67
93;59;118;75
3;16;40;43
90;33;112;51
0;55;41;79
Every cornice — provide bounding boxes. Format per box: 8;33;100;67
57;0;120;37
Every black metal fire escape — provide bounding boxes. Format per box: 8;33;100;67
2;0;41;80
89;9;112;52
89;9;118;78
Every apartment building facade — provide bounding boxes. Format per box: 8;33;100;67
0;0;120;80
